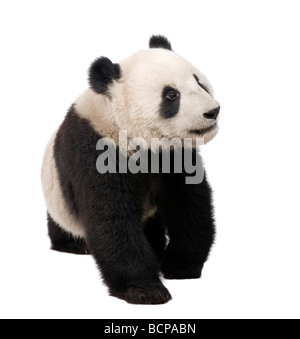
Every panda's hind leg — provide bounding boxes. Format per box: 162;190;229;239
144;214;167;263
47;213;90;255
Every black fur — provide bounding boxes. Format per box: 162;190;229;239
149;35;173;50
47;213;89;255
193;74;210;94
89;57;121;94
51;106;215;304
160;86;180;119
144;214;167;262
159;168;215;279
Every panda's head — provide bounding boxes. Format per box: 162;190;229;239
88;35;220;145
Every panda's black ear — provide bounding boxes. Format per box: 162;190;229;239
88;57;121;94
149;35;173;51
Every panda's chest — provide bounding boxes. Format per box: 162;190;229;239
141;175;160;222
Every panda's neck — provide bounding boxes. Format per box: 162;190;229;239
75;89;120;143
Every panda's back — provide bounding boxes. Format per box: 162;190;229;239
41;129;85;238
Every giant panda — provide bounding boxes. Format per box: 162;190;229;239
41;35;220;305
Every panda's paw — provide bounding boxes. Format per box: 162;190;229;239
122;281;172;305
162;262;203;280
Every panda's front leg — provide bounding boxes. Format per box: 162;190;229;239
81;177;172;305
159;173;215;280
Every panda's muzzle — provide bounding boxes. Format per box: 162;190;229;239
189;123;217;135
189;106;220;135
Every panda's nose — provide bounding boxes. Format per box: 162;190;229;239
203;106;220;120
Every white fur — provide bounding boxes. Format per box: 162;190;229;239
75;89;120;145
41;131;85;238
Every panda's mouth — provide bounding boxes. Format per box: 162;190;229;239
189;124;217;135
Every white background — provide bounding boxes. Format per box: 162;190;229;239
1;0;300;319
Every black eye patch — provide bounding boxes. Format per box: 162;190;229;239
160;86;181;119
193;74;209;93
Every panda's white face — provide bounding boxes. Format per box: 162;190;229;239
110;49;220;145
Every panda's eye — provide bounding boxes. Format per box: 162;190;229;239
161;86;181;118
166;90;178;100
